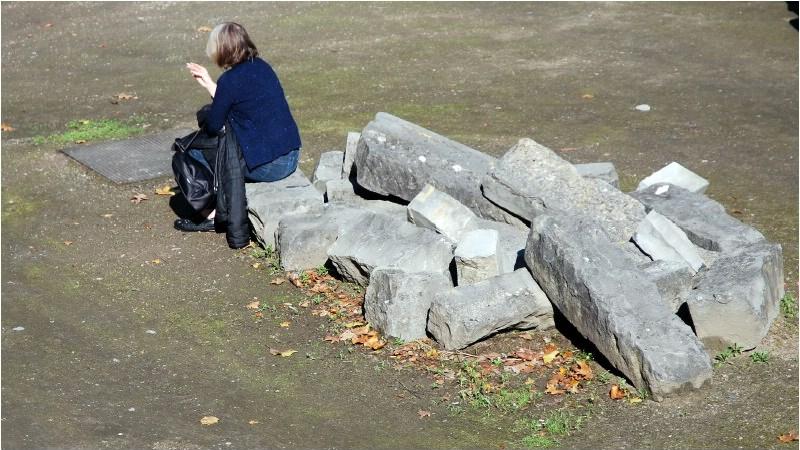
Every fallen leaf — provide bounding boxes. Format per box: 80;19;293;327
200;416;219;426
778;431;799;443
130;193;148;204
559;147;578;152
269;348;297;357
151;259;161;265
279;321;290;328
582;93;594;99
102;213;113;218
75;139;87;144
574;360;593;380
63;241;73;246
197;26;213;32
270;278;286;285
339;330;356;341
542;350;559;364
155;185;175;196
245;300;260;310
251;262;262;269
417;410;431;418
116;92;138;101
609;384;627;400
1;122;16;132
248;420;259;425
518;332;534;340
545;383;565;395
43;23;53;28
298;300;310;308
628;397;643;404
344;321;365;328
323;335;340;343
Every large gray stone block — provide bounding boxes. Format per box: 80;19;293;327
525;210;712;400
427;269;554;350
454;229;500;285
575;162;619;188
342;131;361;178
364;268;452;341
326;178;359;203
631;184;766;253
637;162;709;194
407;184;480;243
688;242;784;352
475;219;528;274
482;138;645;242
354;112;525;228
327;213;455;286
640;260;694;313
312;151;344;194
634;211;705;273
246;169;324;248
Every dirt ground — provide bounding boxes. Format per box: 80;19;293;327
1;2;798;449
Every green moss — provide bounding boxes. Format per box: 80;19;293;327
36;118;145;145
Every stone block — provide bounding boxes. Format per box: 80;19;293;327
633;211;705;273
688;242;784;352
312;151;344;193
455;229;500;285
482;138;645;242
575;162;619;188
407;184;480;243
525;210;712;400
342;131;360;178
640;260;694;313
637;162;709;194
475;219;528;274
364;269;452;341
327;212;455;286
246;169;324;248
354;112;526;228
427;269;554;350
325;178;359;203
631;184;765;253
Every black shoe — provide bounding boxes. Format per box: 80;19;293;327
174;218;215;232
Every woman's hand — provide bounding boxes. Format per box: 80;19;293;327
186;62;217;98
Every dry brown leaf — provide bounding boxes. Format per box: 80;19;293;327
339;330;356;341
344;321;365;329
609;384;627;400
574;360;593;380
63;241;74;246
130;193;148;204
279;321;290;328
270;277;286;285
251;262;262;269
151;259;161;265
518;332;534;340
200;416;219;426
545;383;565;395
298;300;310;308
75;139;87;144
248;420;259;425
269;348;297;357
515;348;540;361
778;431;799;443
197;26;213;32
102;213;114;218
323;335;340;343
1;122;16;132
116;92;138;101
154;185;175;196
581;93;594;99
245;300;260;310
542;350;559;364
417;410;431;418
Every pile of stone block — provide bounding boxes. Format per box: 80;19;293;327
244;112;785;401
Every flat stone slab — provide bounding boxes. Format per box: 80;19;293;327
688;242;784;351
637;162;709;194
640;260;694;313
327;212;455;286
454;229;500;285
63;128;192;183
525;210;712;400
428;269;554;350
326;178;359;203
312;151;344;193
246;169;324;248
365;269;452;341
342;131;361;178
483;138;646;242
408;184;480;243
475;219;528;274
631;184;765;253
575;162;619;188
634;211;705;273
354;112;525;228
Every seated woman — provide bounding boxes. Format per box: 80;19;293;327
176;21;301;232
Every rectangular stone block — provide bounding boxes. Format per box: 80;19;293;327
327;212;455;286
312;151;344;194
342;131;360;178
575;162;619;188
326;178;359;203
246;169;324;248
634;211;705;273
354;112;526;228
475;219;528;274
637;162;709;194
639;260;694;313
525;210;712;401
407;184;480;243
631;184;765;253
688;242;784;352
482;138;645;242
365;269;453;341
454;229;500;285
427;269;554;350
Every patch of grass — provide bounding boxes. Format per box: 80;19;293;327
750;351;769;364
249;245;282;274
714;343;744;366
596;371;612;384
780;292;797;321
574;350;594;362
316;264;329;276
495;387;533;412
521;434;559;448
36;118;145;145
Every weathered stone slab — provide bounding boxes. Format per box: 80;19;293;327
327;213;455;286
246;169;324;248
455;229;500;285
525;210;712;400
637;162;709;194
408;184;480;243
427;269;554;350
688;242;784;352
575;162;619;188
640;260;694;313
475;219;528;274
634;211;705;273
482;138;646;241
342;131;360;178
365;268;452;341
326;178;359;203
312;151;344;194
631;184;766;253
354;112;525;228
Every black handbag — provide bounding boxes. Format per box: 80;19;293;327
171;130;216;212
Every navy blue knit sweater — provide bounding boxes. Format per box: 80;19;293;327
204;57;301;170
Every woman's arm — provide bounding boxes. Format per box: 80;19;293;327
186;63;217;98
186;63;231;134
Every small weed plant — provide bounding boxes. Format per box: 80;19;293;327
750;351;769;363
714;343;743;366
780;292;797;321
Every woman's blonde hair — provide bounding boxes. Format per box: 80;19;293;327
206;22;259;69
